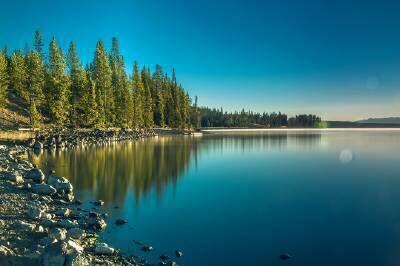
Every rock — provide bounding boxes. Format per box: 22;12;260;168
38;236;57;247
25;168;45;183
67;228;86;240
4;171;24;184
86;215;107;230
58;219;78;229
31;184;57;195
167;262;178;266
0;245;14;256
93;200;104;206
47;175;73;194
115;218;127;225
142;245;153;252
27;205;45;220
41;240;83;266
175;249;184;257
55;208;71;218
280;253;291;260
67;239;83;254
16;220;37;231
49;228;67;241
94;242;114;255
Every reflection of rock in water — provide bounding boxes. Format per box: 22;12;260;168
29;137;200;205
28;133;322;205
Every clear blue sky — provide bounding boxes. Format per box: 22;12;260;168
1;0;399;120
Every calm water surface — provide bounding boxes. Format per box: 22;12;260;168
31;130;400;266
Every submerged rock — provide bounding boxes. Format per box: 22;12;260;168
25;168;45;183
115;218;127;225
142;245;153;252
93;200;104;206
175;249;184;257
280;253;291;260
94;242;114;255
31;184;57;195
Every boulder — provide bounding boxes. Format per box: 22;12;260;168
49;228;67;241
94;243;114;255
86;215;107;230
67;228;86;240
55;208;71;218
58;219;78;229
16;220;37;231
4;172;24;184
25;168;45;183
40;241;82;266
27;205;45;220
175;249;184;257
115;218;127;225
47;175;73;194
31;184;57;195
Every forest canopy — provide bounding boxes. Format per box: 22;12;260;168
0;31;323;129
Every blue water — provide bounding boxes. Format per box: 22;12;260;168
31;130;400;265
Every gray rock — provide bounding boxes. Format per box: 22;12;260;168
86;215;107;230
49;228;67;241
94;242;114;255
25;168;45;183
0;245;14;256
47;175;73;194
4;172;24;184
55;208;71;218
16;220;37;231
58;219;78;229
31;184;57;195
38;236;57;247
27;205;45;220
67;228;86;240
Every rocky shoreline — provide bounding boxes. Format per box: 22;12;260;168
28;128;157;150
0;145;148;265
0;130;182;266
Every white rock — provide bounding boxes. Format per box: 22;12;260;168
94;242;114;255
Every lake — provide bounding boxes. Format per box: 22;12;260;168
29;130;400;266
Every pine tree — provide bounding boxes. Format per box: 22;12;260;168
46;37;70;126
152;64;165;126
143;83;154;128
9;50;28;101
34;31;44;56
26;50;45;127
171;69;182;128
81;75;98;127
0;50;8;107
93;40;113;127
67;41;87;127
109;37;131;127
131;61;144;128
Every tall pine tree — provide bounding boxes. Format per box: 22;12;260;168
26;50;45;127
46;37;70;126
93;40;114;127
131;61;144;128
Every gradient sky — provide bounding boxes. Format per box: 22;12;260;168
1;0;399;120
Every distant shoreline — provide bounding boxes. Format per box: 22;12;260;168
200;128;400;133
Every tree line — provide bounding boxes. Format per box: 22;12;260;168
198;107;324;128
0;31;323;129
0;31;192;129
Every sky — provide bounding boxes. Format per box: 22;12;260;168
0;0;399;120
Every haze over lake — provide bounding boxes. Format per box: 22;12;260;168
30;130;400;266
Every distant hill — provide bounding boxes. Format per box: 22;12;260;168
358;117;400;124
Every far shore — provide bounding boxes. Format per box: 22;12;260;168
200;127;400;133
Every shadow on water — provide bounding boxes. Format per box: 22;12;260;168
29;132;322;205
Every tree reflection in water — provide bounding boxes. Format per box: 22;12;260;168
29;132;321;205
